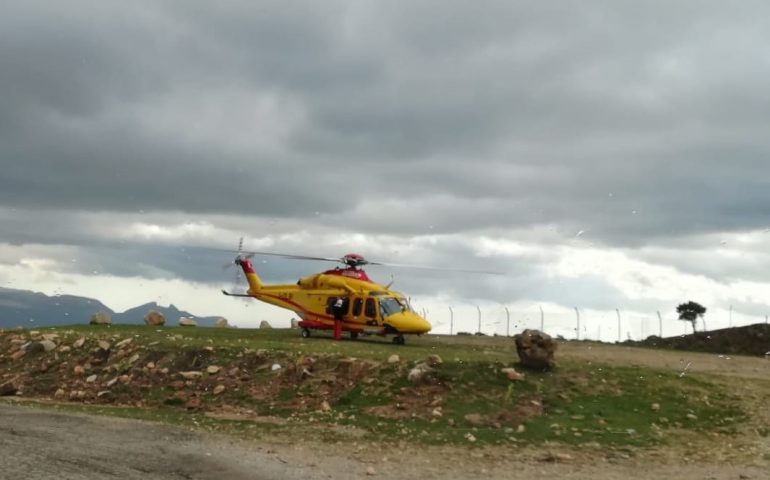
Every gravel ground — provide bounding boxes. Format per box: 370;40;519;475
1;342;768;480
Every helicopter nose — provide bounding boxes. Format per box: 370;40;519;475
388;312;431;334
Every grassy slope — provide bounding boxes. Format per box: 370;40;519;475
0;325;748;450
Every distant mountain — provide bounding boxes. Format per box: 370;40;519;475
0;287;223;328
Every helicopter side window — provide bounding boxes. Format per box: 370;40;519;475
364;298;376;318
352;298;362;317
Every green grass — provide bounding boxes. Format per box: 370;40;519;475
1;325;748;449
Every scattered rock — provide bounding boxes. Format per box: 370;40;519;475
207;366;221;374
686;413;698;420
178;317;197;327
58;345;72;353
213;385;226;395
387;354;401;364
106;377;119;388
54;388;66;399
464;433;477;442
180;371;203;379
11;351;25;361
90;311;111;325
24;342;46;355
128;354;140;364
407;362;435;385
0;382;18;396
40;340;57;352
86;374;97;383
651;402;661;412
73;337;86;349
320;400;332;412
539;452;574;463
215;318;229;328
425;354;443;366
73;365;85;375
501;367;525;381
271;363;281;371
431;408;443;418
464;413;486;427
259;320;272;329
144;310;166;326
115;338;133;348
366;466;376;476
514;329;557;369
516;424;526;433
97;340;111;352
186;398;201;410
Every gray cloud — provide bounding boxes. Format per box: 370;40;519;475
3;1;770;320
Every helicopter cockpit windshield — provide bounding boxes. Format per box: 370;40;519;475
379;297;407;317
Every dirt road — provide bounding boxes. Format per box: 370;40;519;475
1;342;768;480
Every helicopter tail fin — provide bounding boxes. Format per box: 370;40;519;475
236;256;262;293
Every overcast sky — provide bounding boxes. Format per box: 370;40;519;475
2;1;770;337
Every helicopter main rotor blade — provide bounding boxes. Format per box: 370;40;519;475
208;248;342;263
365;260;502;275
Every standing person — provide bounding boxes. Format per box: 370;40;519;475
331;297;346;341
332;297;345;322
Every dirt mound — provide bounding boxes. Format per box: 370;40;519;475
631;323;770;356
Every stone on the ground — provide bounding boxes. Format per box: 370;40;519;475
39;340;57;352
464;413;486;427
207;366;221;374
501;367;525;381
86;374;97;383
178;317;197;327
320;400;332;412
0;382;18;396
387;354;400;364
90;311;111;325
513;329;557;369
97;340;111;351
180;371;203;379
407;362;435;385
215;318;229;328
259;320;272;329
425;354;443;366
144;310;166;326
213;385;226;395
73;337;86;349
24;342;46;355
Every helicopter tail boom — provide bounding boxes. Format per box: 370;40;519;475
236;257;262;293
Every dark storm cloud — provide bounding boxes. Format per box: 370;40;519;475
3;0;770;250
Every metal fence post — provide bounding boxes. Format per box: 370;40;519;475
448;306;454;335
539;305;544;331
476;305;481;334
574;307;580;340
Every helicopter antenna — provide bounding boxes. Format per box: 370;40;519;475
385;273;395;289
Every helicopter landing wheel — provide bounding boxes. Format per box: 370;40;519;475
301;328;311;338
350;331;359;340
392;335;405;345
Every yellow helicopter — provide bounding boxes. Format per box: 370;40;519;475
222;251;431;344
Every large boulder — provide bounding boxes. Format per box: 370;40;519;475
259;320;272;329
514;329;557;370
178;317;197;327
215;318;229;328
89;311;111;325
144;310;166;326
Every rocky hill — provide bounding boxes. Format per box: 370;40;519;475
630;323;770;357
0;287;222;328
